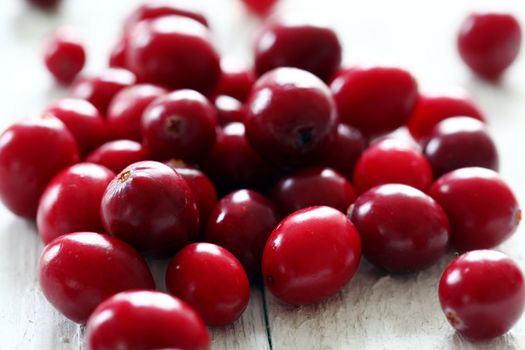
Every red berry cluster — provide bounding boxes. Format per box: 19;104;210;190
1;2;524;348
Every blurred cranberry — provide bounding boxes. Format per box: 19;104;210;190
241;0;277;16
27;0;62;10
108;36;128;69
44;28;85;84
214;95;246;125
86;140;149;174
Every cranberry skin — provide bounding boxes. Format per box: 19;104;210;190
429;167;520;251
0;117;79;219
214;95;246;126
330;66;418;137
263;206;361;305
423;117;498;177
37;163;115;244
101;161;199;256
458;13;522;79
241;0;277;16
109;36;127;68
86;291;210;350
205;190;279;279
439;250;525;340
323;124;367;178
245;67;338;166
86;140;149;174
166;243;250;326
213;60;256;102
126;16;221;94
350;184;450;273
71;68;136;115
39;232;155;324
353;138;433;194
46;98;108;155
407;95;485;141
107;84;167;141
44;29;86;84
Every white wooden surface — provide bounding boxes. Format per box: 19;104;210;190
0;0;525;349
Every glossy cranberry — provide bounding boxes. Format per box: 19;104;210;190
353;138;432;194
262;206;361;305
205;190;279;279
255;20;341;81
350;184;449;273
245;67;337;166
107;84;167;141
166;243;250;326
330;66;418;137
39;232;155;323
109;36;127;68
0;116;79;219
45;98;108;155
407;94;485;141
86;140;149;174
439;250;525;340
71;68;136;115
27;0;61;10
37;163;115;244
241;0;277;16
423;117;498;177
213;59;256;102
44;28;86;84
126;16;220;94
101;161;199;256
323;124;367;179
86;291;210;350
214;95;246;126
429;167;520;251
458;13;522;79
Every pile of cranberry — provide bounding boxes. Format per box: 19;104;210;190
1;2;524;349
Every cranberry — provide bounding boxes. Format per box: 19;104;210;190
241;0;277;16
323;124;367;179
126;16;221;94
101;161;199;256
353;138;433;194
109;36;127;68
205;189;279;279
458;13;522;79
0;116;79;219
245;67;337;166
254;20;341;81
37;163;115;244
213;59;256;102
142;90;217;162
272;167;356;216
166;243;250;326
262;206;361;305
71;68;136;115
45;98;108;155
439;250;525;340
429;167;520;251
107;84;167;141
44;28;86;85
407;94;485;141
330;66;418;137
423;117;498;177
39;232;155;323
86;291;210;350
214;95;246;126
86;140;149;174
27;0;61;10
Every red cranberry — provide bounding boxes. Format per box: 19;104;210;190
0;116;79;219
272;167;356;216
71;68;136;115
101;161;199;256
86;140;149;174
353;138;433;194
213;59;256;102
330;66;418;137
429;167;520;251
254;20;341;81
350;184;450;273
439;250;525;340
107;84;167;141
44;28;86;85
323;124;367;179
241;0;277;16
423;117;498;177
109;36;127;68
214;95;246;126
45;98;108;155
458;13;522;79
37;163;115;244
205;189;279;279
262;206;361;305
126;16;220;94
143;90;218;162
39;232;155;323
27;0;61;10
407;94;485;141
245;67;337;166
166;243;250;326
86;291;210;350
